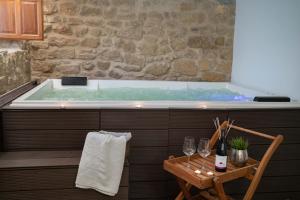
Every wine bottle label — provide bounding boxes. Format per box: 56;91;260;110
215;155;227;169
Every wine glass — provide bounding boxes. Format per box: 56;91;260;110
198;138;211;158
183;136;196;168
197;138;211;170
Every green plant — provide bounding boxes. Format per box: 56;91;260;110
230;137;249;150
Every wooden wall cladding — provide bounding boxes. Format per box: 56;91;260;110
130;181;169;199
130;147;168;165
232;192;300;200
1;109;300;200
101;110;168;129
130;130;168;147
169;110;228;128
0;150;129;200
228;109;300;128
2;110;100;130
0;167;129;192
0;188;128;200
2;130;91;151
169;129;214;146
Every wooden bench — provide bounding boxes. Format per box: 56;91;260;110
0;151;129;200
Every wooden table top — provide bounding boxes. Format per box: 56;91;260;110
163;152;258;189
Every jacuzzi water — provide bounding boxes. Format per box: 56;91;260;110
9;79;299;109
26;87;251;101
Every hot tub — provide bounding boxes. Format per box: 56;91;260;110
9;79;300;109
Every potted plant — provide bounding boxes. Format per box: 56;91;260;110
229;136;249;167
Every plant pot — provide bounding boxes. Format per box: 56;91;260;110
229;148;248;167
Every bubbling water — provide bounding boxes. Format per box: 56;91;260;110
26;87;252;102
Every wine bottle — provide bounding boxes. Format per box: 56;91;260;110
215;132;228;172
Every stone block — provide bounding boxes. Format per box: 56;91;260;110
109;69;123;79
145;62;170;76
60;2;78;15
48;48;75;59
81;37;100;48
76;49;97;60
80;6;102;16
173;58;198;76
97;61;110;70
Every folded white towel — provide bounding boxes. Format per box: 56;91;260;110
76;131;131;196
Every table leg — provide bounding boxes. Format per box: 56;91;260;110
176;178;193;200
213;177;227;200
175;183;192;200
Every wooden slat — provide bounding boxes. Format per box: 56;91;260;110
2;110;100;130
168;178;300;200
101;110;168;129
169;110;228;128
0;151;129;168
130;147;168;164
224;176;300;193
169;129;214;146
0;168;79;191
229;127;300;144
248;144;300;161
169;144;300;161
229;110;300;128
131;130;168;147
0;187;128;200
3;130;91;150
130;165;168;181
0;166;128;192
130;181;168;199
242;192;300;200
264;160;300;176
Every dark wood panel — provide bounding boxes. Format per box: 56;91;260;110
130;181;168;199
0;151;82;169
169;110;228;128
248;192;300;200
167;178;300;200
265;160;300;176
0;187;128;200
131;130;168;147
169;144;300;161
130;165;167;181
224;176;300;194
0;168;78;191
229;127;300;145
101;110;168;129
0;166;128;192
130;147;168;164
168;127;299;147
3;110;100;130
169;129;214;146
229;110;300;128
3;130;91;150
248;144;300;161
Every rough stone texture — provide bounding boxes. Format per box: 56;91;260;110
27;0;235;81
0;49;31;95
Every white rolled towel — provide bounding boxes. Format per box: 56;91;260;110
76;131;131;196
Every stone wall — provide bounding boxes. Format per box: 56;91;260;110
30;0;235;82
0;48;31;95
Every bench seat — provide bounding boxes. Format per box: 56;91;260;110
0;151;129;200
